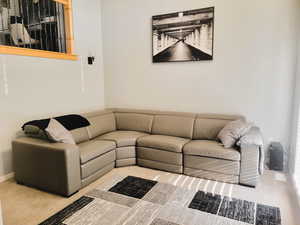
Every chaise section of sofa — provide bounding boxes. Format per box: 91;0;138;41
12;108;263;196
182;114;244;183
13;110;119;196
183;140;241;183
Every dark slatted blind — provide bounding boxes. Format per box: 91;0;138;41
0;0;66;53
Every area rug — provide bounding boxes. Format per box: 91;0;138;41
39;176;281;225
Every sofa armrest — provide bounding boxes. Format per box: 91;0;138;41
239;144;260;187
12;137;81;196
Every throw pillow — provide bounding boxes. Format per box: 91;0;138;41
237;126;263;147
217;120;252;148
45;119;76;145
23;125;49;140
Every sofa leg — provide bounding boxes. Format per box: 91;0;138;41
64;190;79;198
16;181;24;185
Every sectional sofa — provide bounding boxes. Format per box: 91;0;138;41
12;108;263;196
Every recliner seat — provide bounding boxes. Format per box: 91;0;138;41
12;108;262;196
97;130;148;167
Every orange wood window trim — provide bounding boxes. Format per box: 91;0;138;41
53;0;69;4
0;0;77;61
0;46;77;60
64;0;74;54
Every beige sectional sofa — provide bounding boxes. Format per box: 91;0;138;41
12;108;263;196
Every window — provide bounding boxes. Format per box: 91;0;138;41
0;0;77;60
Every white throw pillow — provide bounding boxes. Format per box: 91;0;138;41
237;126;263;147
217;120;252;148
45;119;76;145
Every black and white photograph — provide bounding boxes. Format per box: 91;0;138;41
152;7;214;63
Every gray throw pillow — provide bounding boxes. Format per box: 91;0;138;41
217;120;252;148
45;119;76;145
23;125;49;140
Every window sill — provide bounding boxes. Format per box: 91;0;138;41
0;45;78;61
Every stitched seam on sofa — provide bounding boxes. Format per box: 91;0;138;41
182;139;193;153
184;154;240;162
81;148;116;165
81;162;115;182
138;158;183;167
116;158;136;161
149;117;154;133
137;146;183;155
81;158;116;179
95;137;121;148
111;109;156;115
137;145;184;153
184;166;240;176
138;158;182;166
136;136;147;145
137;155;183;166
99;134;148;148
86;127;92;140
192;117;197;140
111;108;198;118
155;112;196;118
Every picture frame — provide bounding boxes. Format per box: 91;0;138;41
152;7;214;63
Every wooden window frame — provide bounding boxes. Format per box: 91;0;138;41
0;0;77;60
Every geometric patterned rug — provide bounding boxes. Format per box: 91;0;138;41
39;176;281;225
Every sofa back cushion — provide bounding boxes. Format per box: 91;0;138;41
83;110;116;139
193;114;245;140
115;113;153;133
152;113;196;139
70;127;90;144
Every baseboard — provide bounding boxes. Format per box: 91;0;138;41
0;172;14;183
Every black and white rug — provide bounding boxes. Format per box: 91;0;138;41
39;176;281;225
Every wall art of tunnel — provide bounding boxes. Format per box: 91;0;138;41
152;7;214;63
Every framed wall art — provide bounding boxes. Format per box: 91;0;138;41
152;7;214;63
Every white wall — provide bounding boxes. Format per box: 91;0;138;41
0;0;105;177
102;0;299;154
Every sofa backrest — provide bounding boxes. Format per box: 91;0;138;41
70;127;90;144
114;111;154;133
193;114;245;140
82;110;116;139
151;111;196;139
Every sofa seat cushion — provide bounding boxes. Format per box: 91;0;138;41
97;131;148;147
79;140;116;164
137;135;190;153
183;140;240;161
